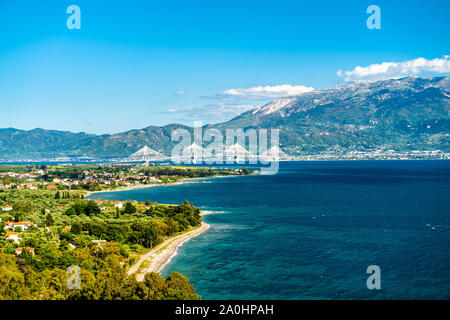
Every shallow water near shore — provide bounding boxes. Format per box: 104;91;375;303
88;161;450;299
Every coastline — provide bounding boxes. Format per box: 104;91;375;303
128;222;210;281
85;174;241;279
84;183;159;198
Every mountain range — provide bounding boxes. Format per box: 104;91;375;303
1;76;449;161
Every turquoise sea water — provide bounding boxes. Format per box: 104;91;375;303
87;161;450;299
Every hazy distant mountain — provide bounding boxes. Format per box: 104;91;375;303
0;128;95;160
0;124;191;160
0;77;449;160
64;124;192;159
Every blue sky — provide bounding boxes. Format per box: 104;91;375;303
0;0;449;134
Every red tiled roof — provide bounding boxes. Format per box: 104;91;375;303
5;232;18;236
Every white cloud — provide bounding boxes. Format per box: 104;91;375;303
168;84;315;123
175;90;187;95
164;103;256;123
165;108;184;113
218;84;315;100
338;56;450;82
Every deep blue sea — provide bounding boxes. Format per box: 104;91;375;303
87;161;450;299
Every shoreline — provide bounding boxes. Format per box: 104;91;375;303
128;222;210;281
84;174;243;198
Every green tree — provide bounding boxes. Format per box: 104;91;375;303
143;272;167;300
0;222;5;237
165;272;201;300
13;200;32;220
122;202;137;215
71;222;82;235
0;253;27;299
45;213;55;226
65;208;76;216
58;240;70;252
84;201;100;216
2;176;12;185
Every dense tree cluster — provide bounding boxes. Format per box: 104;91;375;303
62;200;201;249
65;200;101;216
0;243;200;300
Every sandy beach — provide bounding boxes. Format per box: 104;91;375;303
84;183;152;197
84;174;239;198
127;223;210;281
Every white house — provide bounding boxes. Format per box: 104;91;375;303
5;232;20;244
14;247;35;255
1;206;12;211
113;201;123;209
91;240;108;248
4;221;34;231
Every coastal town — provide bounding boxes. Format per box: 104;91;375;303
2;148;448;164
